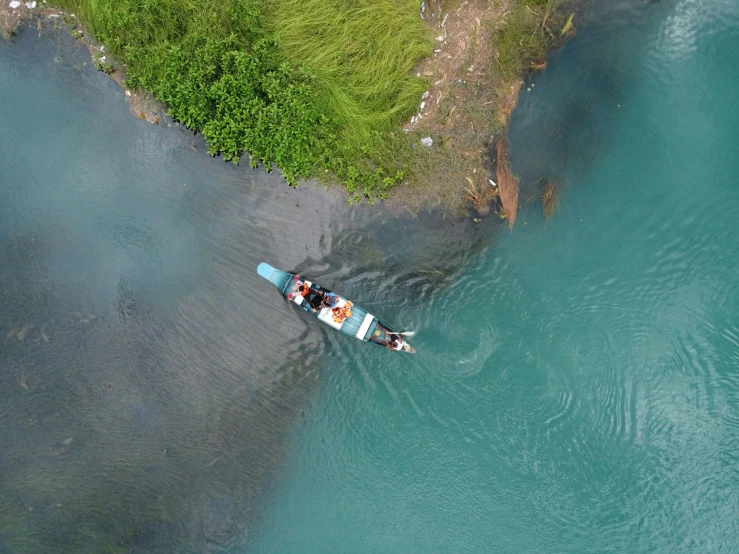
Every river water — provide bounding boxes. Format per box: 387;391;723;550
2;0;738;552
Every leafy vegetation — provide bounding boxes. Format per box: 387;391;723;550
52;0;432;201
133;36;338;184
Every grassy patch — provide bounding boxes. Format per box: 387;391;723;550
52;0;432;202
264;0;432;151
262;0;433;202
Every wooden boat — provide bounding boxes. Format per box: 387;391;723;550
257;263;415;353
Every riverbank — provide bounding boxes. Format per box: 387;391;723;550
391;0;576;221
1;0;577;220
5;0;739;550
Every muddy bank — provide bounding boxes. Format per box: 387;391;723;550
1;1;577;222
393;0;579;221
1;6;163;123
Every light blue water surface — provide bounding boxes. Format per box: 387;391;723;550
1;0;738;552
250;0;739;552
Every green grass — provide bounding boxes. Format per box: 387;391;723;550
52;0;432;202
263;0;432;151
493;0;571;81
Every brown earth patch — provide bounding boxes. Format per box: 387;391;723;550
389;0;524;221
1;1;31;38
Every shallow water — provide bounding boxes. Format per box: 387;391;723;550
0;28;481;554
2;0;739;551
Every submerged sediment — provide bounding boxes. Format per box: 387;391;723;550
1;6;165;123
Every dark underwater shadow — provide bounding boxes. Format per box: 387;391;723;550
506;0;671;202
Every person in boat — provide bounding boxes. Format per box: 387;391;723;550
287;276;313;301
288;277;336;313
315;292;339;311
308;290;335;312
369;322;404;350
289;284;321;312
288;282;309;300
322;292;339;308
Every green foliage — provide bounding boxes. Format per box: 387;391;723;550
494;1;551;81
52;0;432;201
263;0;433;202
94;53;114;74
95;61;115;73
561;13;575;36
55;0;331;185
132;35;337;184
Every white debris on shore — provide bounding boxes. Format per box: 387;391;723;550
420;137;433;147
24;1;37;8
9;1;22;9
408;91;432;128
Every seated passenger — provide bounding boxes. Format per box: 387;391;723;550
293;286;332;313
287;276;339;313
306;290;328;312
369;322;404;350
322;292;339;309
288;275;313;301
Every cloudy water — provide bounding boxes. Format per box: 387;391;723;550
1;0;739;551
0;27;478;554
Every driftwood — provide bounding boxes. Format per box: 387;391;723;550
496;139;519;227
542;180;559;219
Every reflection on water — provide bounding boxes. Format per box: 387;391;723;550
0;27;487;553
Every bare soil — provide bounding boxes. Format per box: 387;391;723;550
390;0;522;222
1;1;31;38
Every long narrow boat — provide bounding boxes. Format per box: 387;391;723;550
257;263;415;353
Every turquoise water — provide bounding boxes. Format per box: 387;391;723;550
1;0;739;552
251;0;739;552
